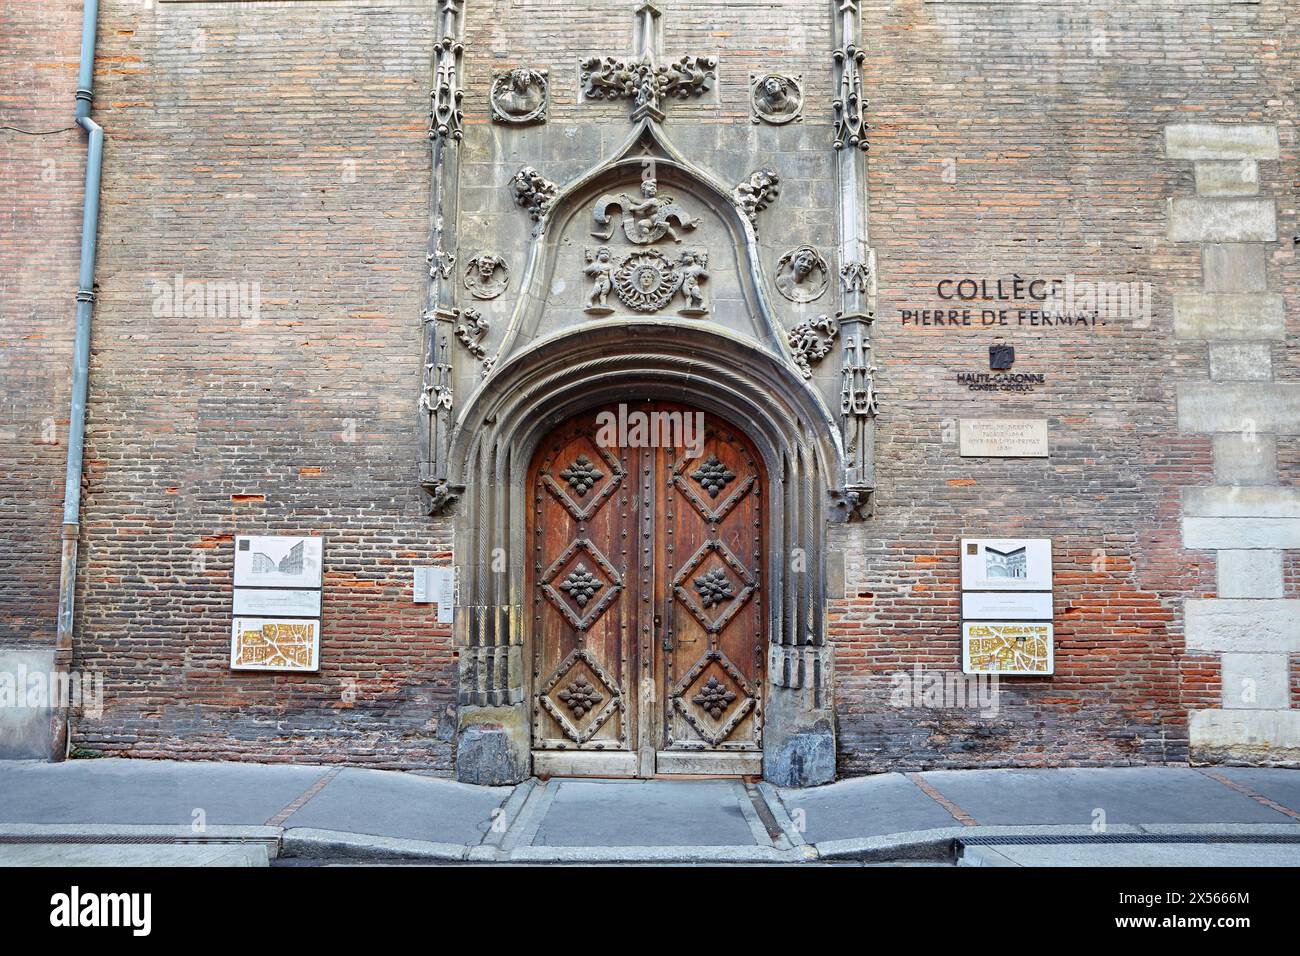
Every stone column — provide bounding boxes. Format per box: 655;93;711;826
1168;121;1300;764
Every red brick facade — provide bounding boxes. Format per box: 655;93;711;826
2;0;1295;774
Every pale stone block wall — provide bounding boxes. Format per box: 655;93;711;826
1171;120;1298;765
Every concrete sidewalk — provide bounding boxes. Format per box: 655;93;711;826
1;759;1298;864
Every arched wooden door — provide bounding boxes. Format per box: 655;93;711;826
527;401;765;777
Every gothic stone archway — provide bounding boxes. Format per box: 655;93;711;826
446;323;841;786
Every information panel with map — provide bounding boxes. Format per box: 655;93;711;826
962;621;1054;675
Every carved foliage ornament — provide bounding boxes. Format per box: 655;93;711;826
692;675;738;719
580;54;717;122
491;68;548;125
693;568;735;609
787;313;839;379
511;166;558;222
454;307;488;360
559;563;604;608
776;245;829;303
732;168;780;230
691;455;735;498
749;73;803;125
559;455;603;496
840;258;872;294
464;253;509;299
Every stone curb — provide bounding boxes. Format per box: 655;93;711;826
280;827;469;862
814;822;1300;862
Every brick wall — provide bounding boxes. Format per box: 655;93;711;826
0;0;86;646
1;0;1294;774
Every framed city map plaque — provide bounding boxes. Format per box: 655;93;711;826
231;617;320;672
960;538;1052;591
962;621;1054;676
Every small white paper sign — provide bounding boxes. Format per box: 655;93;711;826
961;538;1052;591
962;591;1053;621
414;566;455;624
233;588;322;618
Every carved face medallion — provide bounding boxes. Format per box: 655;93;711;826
490;68;548;125
749;73;803;125
613;250;684;312
775;245;829;303
464;254;509;299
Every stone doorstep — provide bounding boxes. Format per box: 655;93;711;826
1178;382;1300;435
1168;197;1278;244
1184;484;1300;518
1184;599;1300;654
1173;292;1285;341
1166;123;1281;162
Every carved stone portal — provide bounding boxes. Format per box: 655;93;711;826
775;245;829;303
749;73;803;125
490;68;548;125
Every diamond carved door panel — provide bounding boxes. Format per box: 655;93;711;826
660;415;765;771
529;415;636;775
527;403;765;778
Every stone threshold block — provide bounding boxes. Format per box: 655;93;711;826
1219;652;1290;709
1183;517;1300;550
1217;549;1284;599
1190;709;1300;756
1212;433;1277;486
1184;598;1300;654
1209;343;1272;382
1173;292;1284;340
1178;382;1300;434
1185;485;1300;519
1202;243;1268;293
1195;160;1259;197
1166;123;1280;162
1168;198;1277;243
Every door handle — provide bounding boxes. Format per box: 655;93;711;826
656;614;672;652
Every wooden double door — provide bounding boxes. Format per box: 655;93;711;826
527;402;765;777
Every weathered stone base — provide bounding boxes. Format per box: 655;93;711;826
1190;710;1300;768
762;683;836;788
0;649;55;760
454;703;530;786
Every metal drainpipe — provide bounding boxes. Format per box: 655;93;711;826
52;0;103;760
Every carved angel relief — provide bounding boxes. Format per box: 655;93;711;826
580;176;710;316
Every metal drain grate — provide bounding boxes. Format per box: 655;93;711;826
960;833;1300;847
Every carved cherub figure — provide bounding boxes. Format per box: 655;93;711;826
591;178;701;245
676;250;709;313
584;246;615;311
